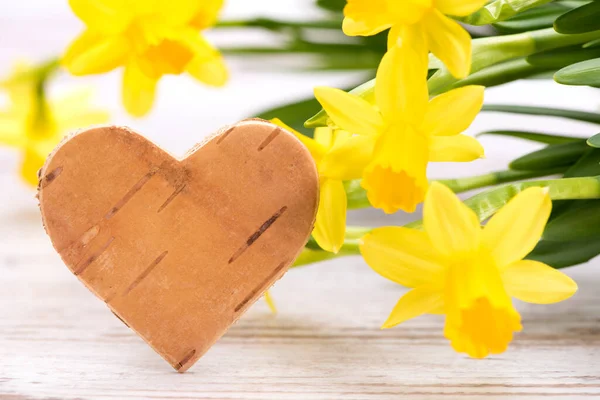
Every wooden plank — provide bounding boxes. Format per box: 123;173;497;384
1;205;599;398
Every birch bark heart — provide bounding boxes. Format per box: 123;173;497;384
37;120;319;372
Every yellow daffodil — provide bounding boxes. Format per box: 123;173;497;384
343;0;486;78
0;65;109;186
272;119;373;253
360;183;578;358
314;45;484;214
63;0;228;117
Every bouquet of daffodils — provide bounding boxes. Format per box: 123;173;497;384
4;0;600;359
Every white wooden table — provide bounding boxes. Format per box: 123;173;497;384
2;1;600;398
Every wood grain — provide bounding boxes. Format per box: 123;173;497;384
0;225;599;399
36;121;319;372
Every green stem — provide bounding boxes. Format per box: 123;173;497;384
346;167;564;209
215;18;342;31
436;167;566;193
310;175;600;262
407;175;600;229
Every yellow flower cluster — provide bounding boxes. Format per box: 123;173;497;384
274;1;578;358
63;0;227;117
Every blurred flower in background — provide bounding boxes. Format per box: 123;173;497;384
0;62;109;186
63;0;228;117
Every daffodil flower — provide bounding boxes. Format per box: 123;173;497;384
360;183;578;358
314;45;484;214
272;119;373;253
63;0;228;117
0;65;109;186
343;0;486;78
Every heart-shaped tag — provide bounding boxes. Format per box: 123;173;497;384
38;120;319;372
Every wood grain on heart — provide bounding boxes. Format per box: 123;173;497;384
37;120;319;372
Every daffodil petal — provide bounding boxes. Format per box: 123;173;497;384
20;148;45;187
382;287;443;329
190;0;224;29
63;30;130;76
483;187;551;268
320;134;375;180
423;85;484;136
397;22;428;51
429;134;484;162
314;86;383;136
422;10;472;79
271;118;326;161
157;0;203;27
387;26;401;49
424;181;481;256
182;34;228;86
342;0;392;36
502;260;577;304
187;53;228;86
122;62;158;117
68;0;131;34
435;0;487;17
312;179;347;254
0;118;25;148
360;226;445;288
376;44;428;125
342;16;391;36
314;127;334;149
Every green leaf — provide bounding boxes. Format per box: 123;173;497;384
477;130;586;144
544;200;600;240
509;140;588;171
587;132;600;147
451;58;551;89
554;1;600;34
527;47;600;69
493;4;570;33
458;0;554;26
315;0;346;12
554;57;600;86
481;104;600;124
583;38;600;49
550;149;600;219
526;238;600;268
254;96;322;136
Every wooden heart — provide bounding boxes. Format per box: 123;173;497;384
37;120;319;372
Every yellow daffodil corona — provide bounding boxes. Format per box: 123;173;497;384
314;45;484;214
360;183;578;358
0;65;109;186
63;0;228;117
343;0;486;78
272;119;373;253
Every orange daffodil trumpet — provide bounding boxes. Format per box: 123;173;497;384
314;45;484;214
360;183;578;358
342;0;487;78
63;0;227;117
272;119;373;253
